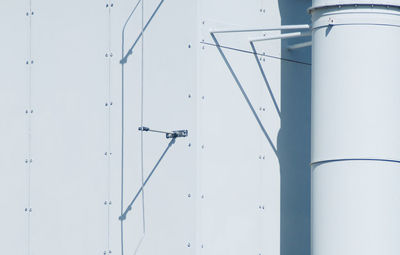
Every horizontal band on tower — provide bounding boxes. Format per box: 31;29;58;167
309;3;400;13
311;158;400;166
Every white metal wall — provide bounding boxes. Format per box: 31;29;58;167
0;1;311;254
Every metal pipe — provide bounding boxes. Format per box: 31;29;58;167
287;41;312;50
210;24;310;34
249;31;311;43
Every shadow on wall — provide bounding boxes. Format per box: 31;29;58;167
277;1;311;255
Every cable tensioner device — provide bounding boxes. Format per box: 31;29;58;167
138;126;188;139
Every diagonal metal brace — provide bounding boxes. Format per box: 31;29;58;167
119;137;176;221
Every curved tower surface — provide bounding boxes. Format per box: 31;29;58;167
310;1;400;254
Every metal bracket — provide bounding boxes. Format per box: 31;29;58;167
138;126;188;139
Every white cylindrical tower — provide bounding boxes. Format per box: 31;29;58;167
310;1;400;255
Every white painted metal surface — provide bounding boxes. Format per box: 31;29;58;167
311;3;400;255
0;1;312;255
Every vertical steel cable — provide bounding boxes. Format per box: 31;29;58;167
120;2;143;253
120;24;125;255
106;1;112;253
140;0;146;234
120;11;126;255
25;0;33;254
